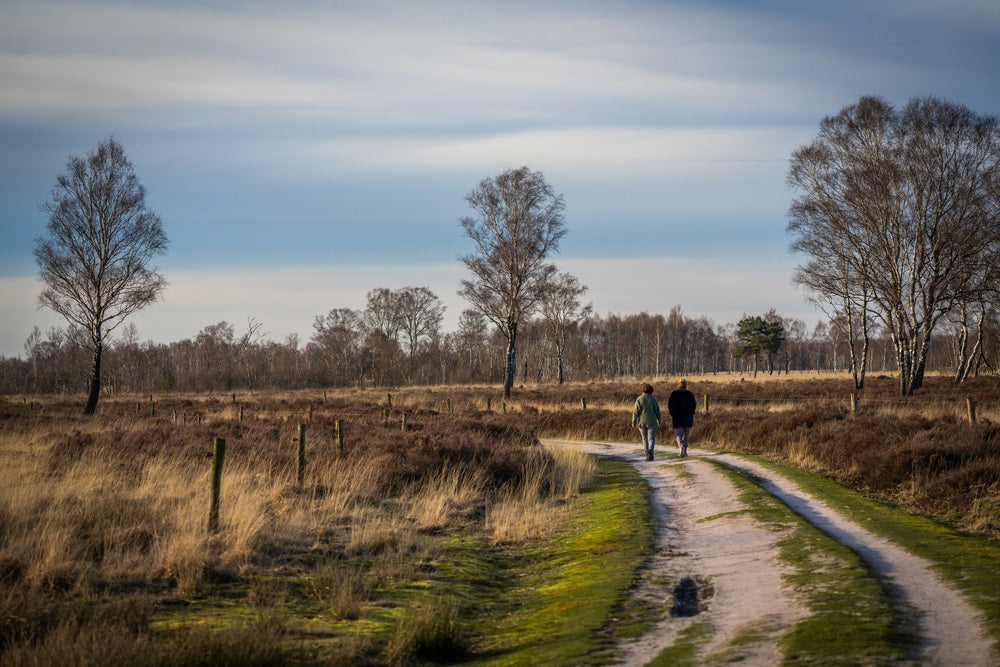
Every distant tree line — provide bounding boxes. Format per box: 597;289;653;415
3;299;998;395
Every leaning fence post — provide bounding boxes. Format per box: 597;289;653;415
850;393;858;416
967;397;977;424
296;424;306;486
335;419;344;455
208;437;226;533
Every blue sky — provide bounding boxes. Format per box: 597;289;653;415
2;0;998;357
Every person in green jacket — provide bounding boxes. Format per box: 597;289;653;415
631;383;661;461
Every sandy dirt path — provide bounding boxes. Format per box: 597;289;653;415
543;439;994;666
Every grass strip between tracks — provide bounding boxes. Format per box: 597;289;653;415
727;452;1000;661
705;459;916;665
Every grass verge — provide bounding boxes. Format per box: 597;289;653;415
137;457;654;665
466;457;655;665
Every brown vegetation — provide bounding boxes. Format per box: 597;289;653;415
0;374;997;662
0;387;596;663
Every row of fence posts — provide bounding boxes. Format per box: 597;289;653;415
208;418;347;533
89;389;990;532
848;394;978;424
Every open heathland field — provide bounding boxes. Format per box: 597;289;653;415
1;372;998;664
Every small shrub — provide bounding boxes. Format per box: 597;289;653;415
304;561;369;620
384;600;468;665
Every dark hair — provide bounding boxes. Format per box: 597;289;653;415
641;383;654;394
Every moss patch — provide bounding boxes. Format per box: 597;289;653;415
467;457;655;665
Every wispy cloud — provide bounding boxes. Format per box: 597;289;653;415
2;0;996;357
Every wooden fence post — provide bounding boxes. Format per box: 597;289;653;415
387;393;393;409
383;408;390;426
208;437;226;533
703;394;710;416
967;397;977;424
850;393;858;416
308;403;314;421
296;424;306;486
401;412;407;431
335;419;344;455
581;398;587;410
486;397;492;412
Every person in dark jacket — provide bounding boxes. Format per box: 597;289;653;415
667;378;697;457
631;382;661;461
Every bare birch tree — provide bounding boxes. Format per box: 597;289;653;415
787;95;999;394
34;138;167;414
538;272;592;384
397;286;445;360
458;167;566;397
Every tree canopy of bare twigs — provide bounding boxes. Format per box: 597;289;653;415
34;138;168;414
458;167;567;397
538;272;592;384
787;95;1000;395
397;286;445;361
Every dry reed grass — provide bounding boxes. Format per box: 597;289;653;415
0;388;599;662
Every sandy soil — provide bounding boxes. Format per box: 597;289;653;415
543;439;995;666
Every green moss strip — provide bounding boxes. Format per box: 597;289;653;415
463;458;654;665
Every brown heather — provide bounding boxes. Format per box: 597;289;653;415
0;387;597;662
0;374;997;662
530;373;1000;537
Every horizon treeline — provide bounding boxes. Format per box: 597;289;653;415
3;302;998;396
